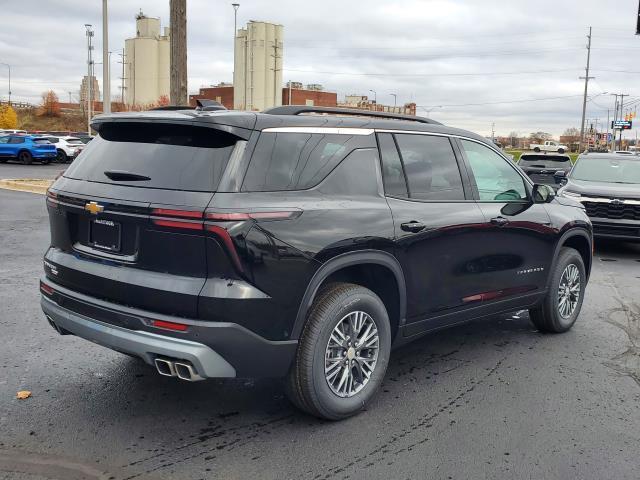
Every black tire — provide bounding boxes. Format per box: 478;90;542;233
558;148;565;154
533;147;541;152
55;149;67;163
18;150;33;165
529;247;586;333
41;157;51;165
285;283;391;420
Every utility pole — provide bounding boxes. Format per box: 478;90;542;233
85;24;94;135
579;26;593;153
118;49;128;105
270;42;281;108
491;122;495;142
169;0;187;106
102;0;110;113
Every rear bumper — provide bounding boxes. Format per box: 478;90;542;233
40;277;298;378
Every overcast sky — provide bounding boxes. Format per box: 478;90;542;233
1;0;640;137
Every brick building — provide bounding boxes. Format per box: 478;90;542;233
189;83;234;109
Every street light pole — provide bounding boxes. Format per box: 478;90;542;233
390;93;397;111
232;3;239;91
102;0;110;113
578;26;593;153
85;24;94;135
0;63;10;105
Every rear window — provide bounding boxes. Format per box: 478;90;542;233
64;123;238;191
519;155;570;163
65;138;83;145
241;132;358;192
34;139;51;145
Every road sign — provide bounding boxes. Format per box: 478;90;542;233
612;120;632;130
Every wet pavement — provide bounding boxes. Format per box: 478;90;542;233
1;188;639;479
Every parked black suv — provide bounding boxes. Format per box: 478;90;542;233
41;106;593;419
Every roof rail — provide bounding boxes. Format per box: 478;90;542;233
263;106;441;125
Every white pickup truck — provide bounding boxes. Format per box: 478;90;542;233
529;140;568;153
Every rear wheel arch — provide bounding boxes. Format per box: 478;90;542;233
292;250;406;341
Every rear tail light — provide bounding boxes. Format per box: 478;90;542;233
46;190;59;207
151;208;204;230
40;281;54;296
205;210;300;221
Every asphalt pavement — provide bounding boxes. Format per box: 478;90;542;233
1;188;639;480
0;162;67;180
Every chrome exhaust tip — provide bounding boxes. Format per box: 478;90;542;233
174;362;205;382
154;358;176;377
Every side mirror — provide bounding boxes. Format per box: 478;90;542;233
553;170;568;185
532;184;555;203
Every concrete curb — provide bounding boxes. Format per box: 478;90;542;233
0;179;53;195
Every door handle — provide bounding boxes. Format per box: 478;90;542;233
401;221;426;233
490;216;509;227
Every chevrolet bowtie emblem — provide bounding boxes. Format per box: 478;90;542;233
85;201;104;215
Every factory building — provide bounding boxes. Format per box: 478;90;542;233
124;12;170;107
189;81;337;110
233;21;284;111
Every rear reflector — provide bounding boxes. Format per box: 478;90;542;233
151;319;189;331
205;211;299;221
40;281;54;296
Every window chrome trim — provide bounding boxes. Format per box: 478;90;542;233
262;127;374;135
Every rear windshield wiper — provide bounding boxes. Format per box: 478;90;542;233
104;170;151;181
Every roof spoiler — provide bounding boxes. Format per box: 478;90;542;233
149;99;227;112
263;106;441;125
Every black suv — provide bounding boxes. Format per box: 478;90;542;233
41;106;592;420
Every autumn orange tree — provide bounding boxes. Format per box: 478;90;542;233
39;90;61;117
0;104;18;129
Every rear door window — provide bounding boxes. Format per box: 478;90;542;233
394;134;465;200
241;132;358;191
63;123;239;192
8;137;25;144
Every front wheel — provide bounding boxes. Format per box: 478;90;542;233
529;247;586;333
558;148;565;154
533;147;541;152
285;283;391;420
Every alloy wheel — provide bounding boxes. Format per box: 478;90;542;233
557;263;581;318
324;310;379;398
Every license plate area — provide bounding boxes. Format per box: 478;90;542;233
89;218;121;252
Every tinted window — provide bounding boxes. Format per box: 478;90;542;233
461;140;528;201
0;137;8;144
8;137;25;144
378;133;407;197
571;157;640;184
242;132;355;192
64;123;238;192
519;154;570;164
395;134;464;200
34;139;51;145
65;138;83;145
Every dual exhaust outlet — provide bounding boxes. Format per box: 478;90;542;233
154;357;205;382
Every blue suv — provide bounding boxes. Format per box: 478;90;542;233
0;135;57;164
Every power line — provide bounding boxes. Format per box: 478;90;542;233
283;68;581;78
417;93;583;108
